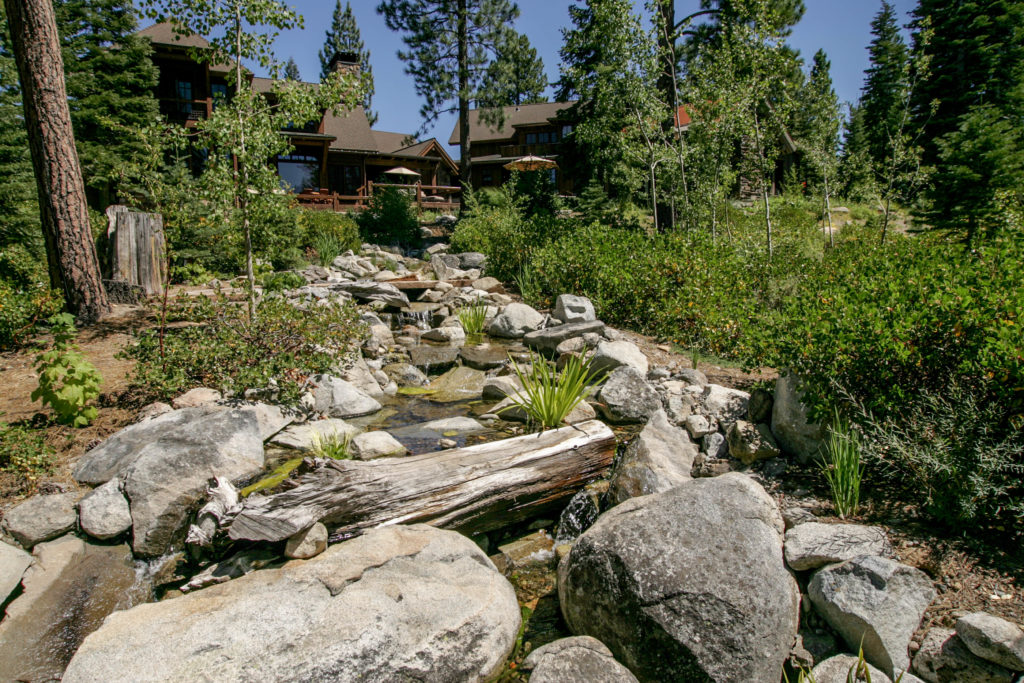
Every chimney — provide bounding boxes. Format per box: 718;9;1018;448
328;51;360;76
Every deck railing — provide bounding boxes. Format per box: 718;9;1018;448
295;182;461;213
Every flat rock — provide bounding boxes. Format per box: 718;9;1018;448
488;303;544;338
270;419;361;451
809;555;935;677
459;345;508;370
597;366;661;424
427;366;486;402
350;431;407;460
552;295;597;324
309;374;382;418
784;522;890;571
955;612;1024;671
77;480;133;541
63;525;521;683
524;320;605;353
590;340;648;376
608;409;696;505
914;628;1014;682
1;492;80;549
812;654;892;683
408;345;460;373
559;474;798;682
0;541;31;604
522;636;638;683
331;279;409;308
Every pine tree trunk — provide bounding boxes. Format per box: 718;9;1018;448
5;0;110;323
456;0;470;187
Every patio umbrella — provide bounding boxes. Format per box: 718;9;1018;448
503;155;558;171
383;166;421;177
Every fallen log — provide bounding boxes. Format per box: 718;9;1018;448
229;419;617;543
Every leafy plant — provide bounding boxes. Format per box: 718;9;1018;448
457;299;488;336
503;352;604;430
260;271;306;292
30;314;102;427
820;409;863;519
299;210;361;255
357;186;420;246
311;430;351;460
0;421;54;481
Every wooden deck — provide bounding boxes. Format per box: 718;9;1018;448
296;182;461;214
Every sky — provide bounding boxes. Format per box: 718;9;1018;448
270;0;919;157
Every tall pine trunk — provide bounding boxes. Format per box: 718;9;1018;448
456;0;470;187
5;0;109;323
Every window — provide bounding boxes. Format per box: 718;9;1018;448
525;132;537;145
482;170;494;185
329;164;362;195
277;154;321;193
548;169;557;186
561;124;573;138
175;80;193;115
211;83;228;109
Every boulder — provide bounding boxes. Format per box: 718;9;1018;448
77;480;133;541
309;374;382;418
726;420;781;464
552;295;597;324
488;303;544;338
771;374;827;463
608;409;696;505
809;555;935;677
364;323;394;353
703;431;728;458
482;376;521;401
0;541;31;604
350;431;407;460
784;522;890;571
674;368;708;387
337;356;385;400
63;525;521;683
522;636;639;683
597;367;661;424
421;326;466;344
331;280;409;308
1;492;80;548
458;252;487;269
748;387;774;424
171;387;222;409
270;419;361;451
231;402;293;441
524;320;606;354
559;473;799;682
590;340;649;377
472;276;502;292
408;345;460;373
914;628;1014;683
812;654;892;683
384;362;430;387
426;366;486;403
284;522;328;560
701;384;750;428
955;612;1024;671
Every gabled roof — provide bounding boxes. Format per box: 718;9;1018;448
322;106;379;152
372;130;415;153
137;22;211;49
449;101;575;145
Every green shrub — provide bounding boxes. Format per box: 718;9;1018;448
125;292;365;405
260;271;306;292
273;246;307;271
0;245;63;349
31;313;102;427
170;261;215;285
0;421;54;482
357;186;420;246
299;210;361;253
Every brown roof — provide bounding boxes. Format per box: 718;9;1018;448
372;130;414;153
448;101;574;145
136;22;211;49
322;106;379;152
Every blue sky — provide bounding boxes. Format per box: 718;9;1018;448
272;1;919;156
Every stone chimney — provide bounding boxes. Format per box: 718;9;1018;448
327;51;360;76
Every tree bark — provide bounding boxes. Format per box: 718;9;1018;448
5;0;109;323
457;0;471;187
229;420;617;543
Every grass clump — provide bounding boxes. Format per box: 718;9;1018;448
503;352;604;430
457;299;488;337
310;229;345;267
311;430;352;460
820;410;863;519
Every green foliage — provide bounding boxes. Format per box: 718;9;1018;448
283;56;300;81
125;292;365;405
478;31;547;107
260;271;305;292
170;261;214;286
0;421;54;481
820;410;863;519
512;265;542;308
311;229;346;267
319;1;375;124
0;245;64;349
357;186;420;247
311;430;352;460
860;1;909;175
457;299;487;336
30;314;102;427
300;210;361;254
504;352;604;430
0;8;40;249
272;247;307;272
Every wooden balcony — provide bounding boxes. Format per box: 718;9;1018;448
499;142;560;157
159;98;212;127
295;183;461;213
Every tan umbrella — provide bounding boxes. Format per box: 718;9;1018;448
503;155;558;171
383;166;421;177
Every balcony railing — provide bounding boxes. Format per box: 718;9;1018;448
295;183;461;213
499;142;560;157
159;98;212;125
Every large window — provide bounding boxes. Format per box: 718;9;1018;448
175;80;193;115
329;164;363;195
525;132;537;145
278;154;321;193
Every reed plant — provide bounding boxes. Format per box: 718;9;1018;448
311;229;344;267
457;299;488;337
504;352;603;430
820;409;864;519
310;430;352;460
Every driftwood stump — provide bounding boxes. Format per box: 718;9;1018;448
229;420;617;543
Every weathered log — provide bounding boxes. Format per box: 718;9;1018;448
229;420;617;543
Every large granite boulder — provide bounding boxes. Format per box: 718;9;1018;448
552;295;597;324
522;636;638;683
63;525;520;682
597;367;661;424
809;555;935;677
913;628;1015;683
955;612;1024;672
784;522;890;571
309;374;382;418
608;409;696;505
559;473;799;682
487;303;544;338
1;492;80;548
771;374;827;463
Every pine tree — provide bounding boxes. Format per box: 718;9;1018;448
284;56;300;81
377;0;519;186
320;1;375;125
478;32;546;107
859;1;908;173
0;6;39;249
837;103;876;202
53;0;159;209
